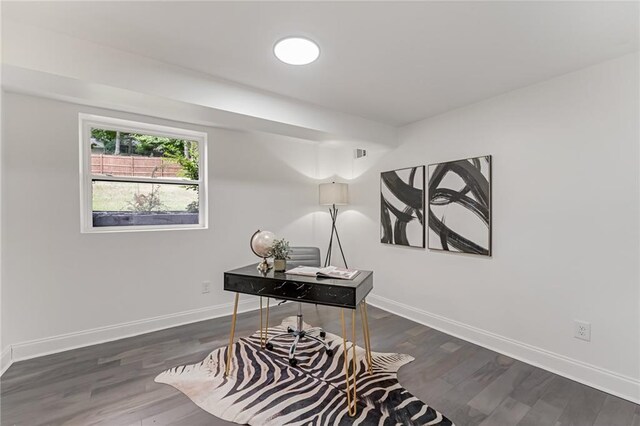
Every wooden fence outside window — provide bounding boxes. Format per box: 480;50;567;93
91;154;183;178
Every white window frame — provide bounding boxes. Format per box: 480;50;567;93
79;114;208;233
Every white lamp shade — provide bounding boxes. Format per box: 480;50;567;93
319;182;348;205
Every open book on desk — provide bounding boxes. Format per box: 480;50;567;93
285;266;360;280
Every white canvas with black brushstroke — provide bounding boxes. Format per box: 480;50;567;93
428;156;492;256
380;166;425;248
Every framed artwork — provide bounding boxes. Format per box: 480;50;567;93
380;165;425;248
428;155;492;256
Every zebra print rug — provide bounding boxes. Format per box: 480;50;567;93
155;316;454;425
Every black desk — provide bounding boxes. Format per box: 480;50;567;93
224;263;373;308
223;263;374;416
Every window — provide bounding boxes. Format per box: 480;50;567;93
79;114;207;232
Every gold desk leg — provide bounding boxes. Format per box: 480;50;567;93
225;293;240;376
259;297;270;349
259;297;264;348
360;300;373;375
341;309;358;417
265;298;270;344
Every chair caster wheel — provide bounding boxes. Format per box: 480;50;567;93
287;326;294;333
326;348;334;357
265;342;274;351
289;358;298;367
320;331;326;339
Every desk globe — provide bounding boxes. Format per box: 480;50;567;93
250;230;275;273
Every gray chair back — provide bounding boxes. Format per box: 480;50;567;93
288;247;321;268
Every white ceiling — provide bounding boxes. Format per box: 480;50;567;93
3;1;638;126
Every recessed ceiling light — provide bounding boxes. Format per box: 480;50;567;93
274;37;320;65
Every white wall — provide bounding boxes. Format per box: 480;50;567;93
340;54;640;401
1;52;638;403
0;92;337;360
0;63;6;374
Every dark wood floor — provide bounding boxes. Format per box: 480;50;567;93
1;303;639;426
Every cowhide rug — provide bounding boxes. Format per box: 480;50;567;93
156;317;454;425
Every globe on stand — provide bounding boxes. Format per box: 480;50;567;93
250;230;276;273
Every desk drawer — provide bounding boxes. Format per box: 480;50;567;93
224;274;358;309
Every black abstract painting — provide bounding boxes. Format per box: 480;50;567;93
428;156;492;256
380;166;425;248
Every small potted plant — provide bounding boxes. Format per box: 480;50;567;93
271;238;291;272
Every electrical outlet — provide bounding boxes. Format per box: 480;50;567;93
201;281;211;294
574;320;591;342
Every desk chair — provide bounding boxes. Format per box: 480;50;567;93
265;246;333;366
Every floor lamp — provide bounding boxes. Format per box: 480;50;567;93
319;182;349;268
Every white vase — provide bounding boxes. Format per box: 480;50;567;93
274;259;286;272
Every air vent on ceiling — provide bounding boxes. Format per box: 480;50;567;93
354;148;367;159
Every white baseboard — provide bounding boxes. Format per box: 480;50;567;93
8;298;261;365
367;294;640;405
0;346;12;377
5;294;640;405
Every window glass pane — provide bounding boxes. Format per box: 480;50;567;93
92;181;199;227
90;128;199;181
